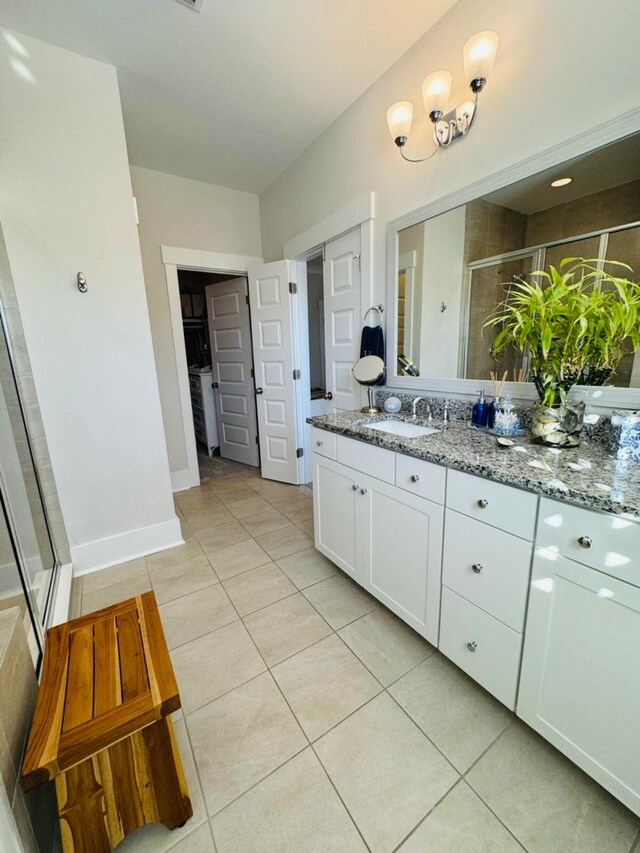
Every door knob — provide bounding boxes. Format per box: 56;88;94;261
477;499;489;509
577;536;592;549
471;563;483;574
255;387;264;395
466;641;478;652
316;440;323;447
352;484;359;491
360;488;368;495
324;391;333;401
410;474;420;483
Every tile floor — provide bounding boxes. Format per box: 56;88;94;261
71;468;640;853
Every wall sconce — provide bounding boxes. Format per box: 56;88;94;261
387;31;499;163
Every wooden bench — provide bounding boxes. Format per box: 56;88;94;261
22;591;193;852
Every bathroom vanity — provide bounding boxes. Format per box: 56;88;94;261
309;413;640;817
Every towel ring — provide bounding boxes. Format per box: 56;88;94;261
364;304;384;325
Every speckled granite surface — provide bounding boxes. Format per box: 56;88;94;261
308;410;640;519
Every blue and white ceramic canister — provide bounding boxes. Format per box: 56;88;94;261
608;410;640;461
384;396;402;414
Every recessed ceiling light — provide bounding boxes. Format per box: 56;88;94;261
551;177;572;187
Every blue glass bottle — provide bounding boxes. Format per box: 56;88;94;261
471;389;488;427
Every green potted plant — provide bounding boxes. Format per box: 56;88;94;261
484;258;640;447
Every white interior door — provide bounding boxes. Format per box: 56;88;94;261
248;260;302;484
323;228;361;412
206;278;260;467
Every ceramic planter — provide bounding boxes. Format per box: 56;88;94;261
531;400;585;447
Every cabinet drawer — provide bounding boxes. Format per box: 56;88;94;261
311;428;336;460
443;510;532;631
537;498;640;586
446;469;537;540
395;454;446;505
440;586;522;709
336;435;394;484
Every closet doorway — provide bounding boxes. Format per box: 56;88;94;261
178;269;259;482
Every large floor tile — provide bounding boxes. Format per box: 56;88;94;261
112;719;207;853
222;563;296;616
195;520;251;553
272;634;381;740
183;506;235;532
149;556;218;605
466;721;640;852
159;583;238;649
146;540;204;572
276;547;337;589
239;508;291;537
187;672;306;814
243;593;332;666
207;539;271;580
338;607;434;686
211;748;366;853
297;518;314;538
279;500;314;524
390;654;512;772
398;781;522;852
314;693;458;853
225;495;272;519
255;525;313;560
81;557;148;594
81;574;151;615
303;574;378;630
171;621;266;713
165;823;215;852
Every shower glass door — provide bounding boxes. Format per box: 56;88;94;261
0;307;57;655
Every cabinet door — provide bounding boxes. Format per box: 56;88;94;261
313;455;360;583
518;549;640;817
361;477;443;645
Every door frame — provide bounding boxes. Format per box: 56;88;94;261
162;246;263;491
286;197;375;481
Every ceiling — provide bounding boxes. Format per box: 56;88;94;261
486;133;640;214
0;0;458;193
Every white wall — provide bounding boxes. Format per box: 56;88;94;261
0;31;180;572
260;0;640;395
130;166;262;479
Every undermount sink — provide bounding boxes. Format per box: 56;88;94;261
364;420;440;438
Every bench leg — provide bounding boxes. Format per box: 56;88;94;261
56;717;193;852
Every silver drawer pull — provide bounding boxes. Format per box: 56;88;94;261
352;484;359;491
410;474;420;483
316;440;323;447
360;488;368;495
477;499;489;509
466;641;478;652
577;536;592;549
471;563;483;574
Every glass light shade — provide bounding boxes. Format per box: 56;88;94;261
422;71;452;118
386;101;413;141
463;31;499;83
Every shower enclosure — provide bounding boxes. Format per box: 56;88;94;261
0;302;58;664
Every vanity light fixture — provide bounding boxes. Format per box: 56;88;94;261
387;30;499;163
551;177;573;187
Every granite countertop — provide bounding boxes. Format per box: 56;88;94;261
307;411;640;519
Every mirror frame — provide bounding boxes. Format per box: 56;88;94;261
386;108;640;410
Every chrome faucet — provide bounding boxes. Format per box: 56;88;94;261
411;396;433;421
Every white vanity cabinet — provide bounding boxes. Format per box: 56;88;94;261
439;470;537;709
518;498;640;816
313;435;444;645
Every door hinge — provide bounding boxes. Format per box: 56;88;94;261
354;253;361;272
256;435;259;444
292;369;301;380
322;244;326;262
250;367;254;378
296;447;304;458
245;293;250;305
289;281;297;294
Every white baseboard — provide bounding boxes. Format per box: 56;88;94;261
171;466;200;492
50;562;73;627
71;516;184;575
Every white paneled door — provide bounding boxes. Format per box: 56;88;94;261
206;278;260;467
323;229;361;412
248;261;302;484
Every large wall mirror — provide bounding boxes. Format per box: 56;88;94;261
389;131;640;398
